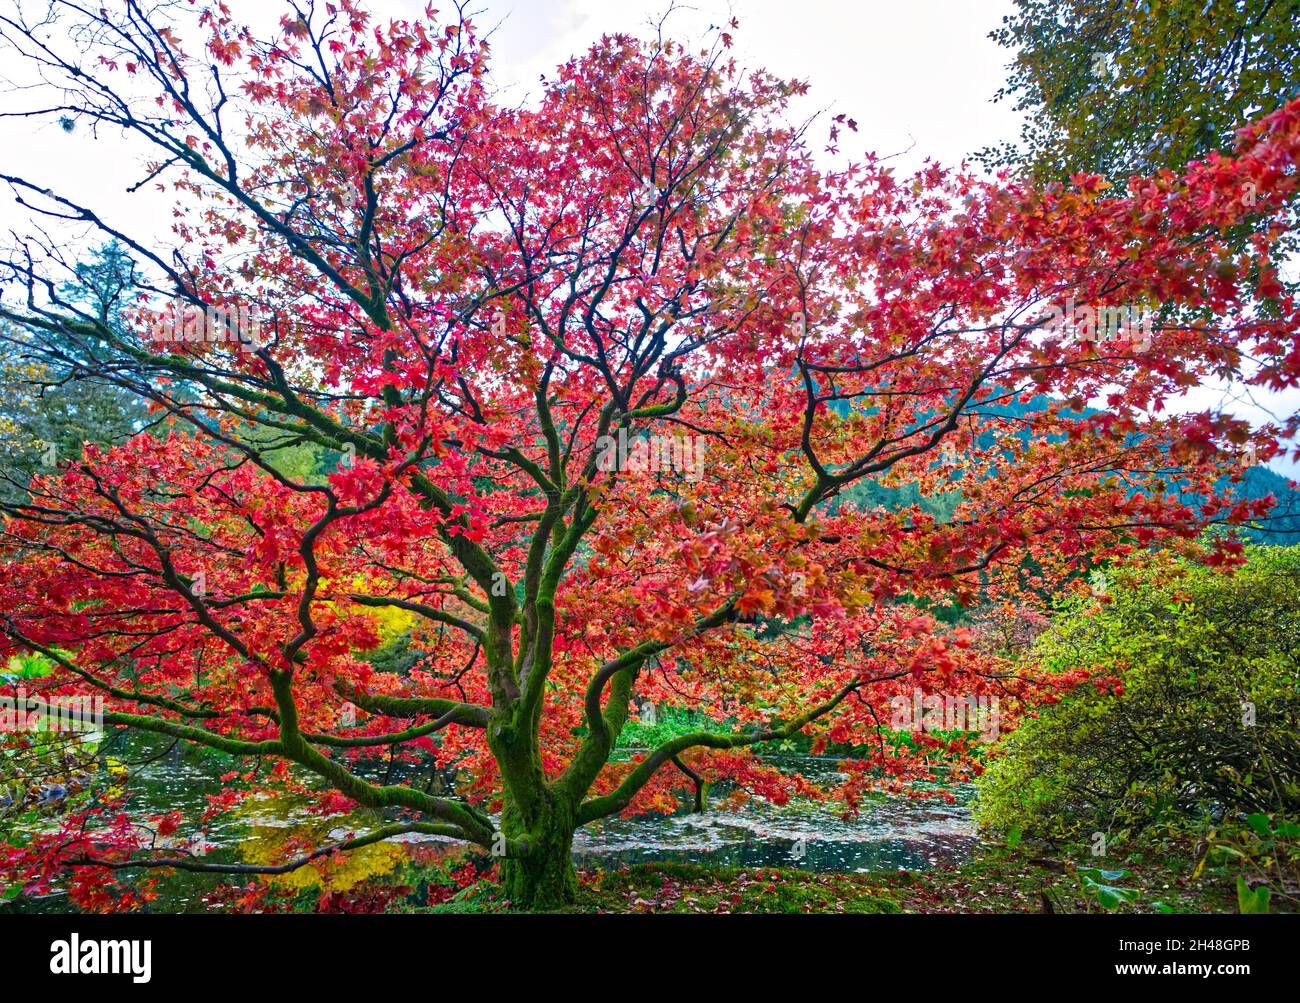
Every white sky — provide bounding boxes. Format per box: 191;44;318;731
481;0;1026;168
0;0;1295;474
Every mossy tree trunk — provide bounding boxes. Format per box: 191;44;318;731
487;695;583;910
497;789;578;909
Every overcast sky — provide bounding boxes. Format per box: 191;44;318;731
0;1;1028;233
480;0;1026;166
0;0;1295;474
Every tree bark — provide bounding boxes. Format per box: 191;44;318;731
497;788;577;909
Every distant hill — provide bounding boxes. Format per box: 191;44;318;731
1220;464;1300;545
826;391;1300;545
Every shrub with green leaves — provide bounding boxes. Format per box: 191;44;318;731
976;547;1300;841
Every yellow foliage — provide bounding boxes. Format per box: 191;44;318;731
234;796;407;892
368;603;416;645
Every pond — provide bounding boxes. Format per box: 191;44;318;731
578;754;977;873
4;741;979;910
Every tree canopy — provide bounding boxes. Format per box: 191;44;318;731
984;0;1300;182
0;1;1297;908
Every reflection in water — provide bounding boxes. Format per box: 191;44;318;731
575;755;976;873
5;748;978;910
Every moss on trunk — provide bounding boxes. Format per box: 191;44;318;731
497;788;578;909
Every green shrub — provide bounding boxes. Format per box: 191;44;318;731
976;547;1300;841
615;704;716;750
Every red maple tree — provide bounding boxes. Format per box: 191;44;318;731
0;2;1297;908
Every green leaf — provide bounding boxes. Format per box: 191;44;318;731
1244;813;1272;837
1085;880;1138;910
1236;876;1271;915
5;652;58;679
1079;867;1130;882
1081;873;1139;910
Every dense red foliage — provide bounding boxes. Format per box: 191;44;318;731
0;1;1296;906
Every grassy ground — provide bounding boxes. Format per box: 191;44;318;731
196;821;1285;914
394;833;1256;914
558;844;1239;914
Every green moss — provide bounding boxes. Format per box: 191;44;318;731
571;863;901;914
